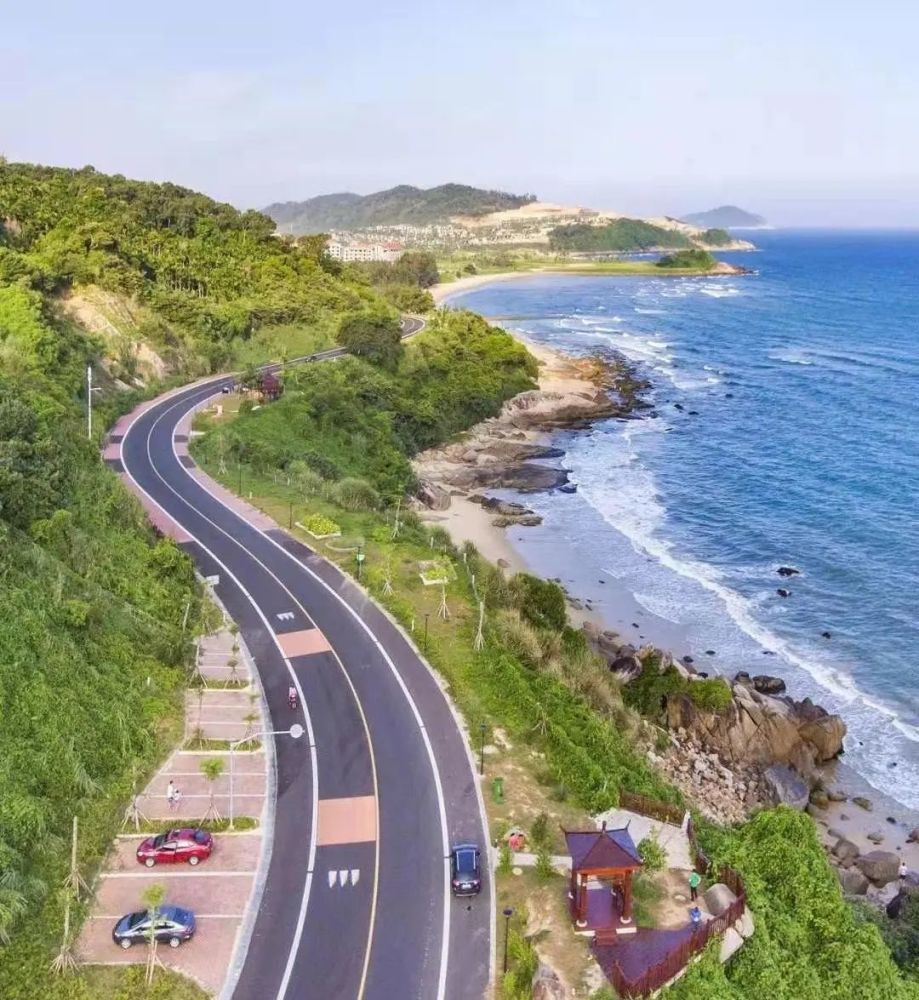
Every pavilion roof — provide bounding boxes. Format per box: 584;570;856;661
565;823;642;873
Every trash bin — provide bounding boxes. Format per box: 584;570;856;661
491;777;504;803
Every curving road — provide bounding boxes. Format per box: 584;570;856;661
106;319;492;1000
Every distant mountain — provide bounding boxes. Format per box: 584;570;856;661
680;205;768;229
263;184;537;234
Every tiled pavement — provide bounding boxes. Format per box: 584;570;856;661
76;621;268;995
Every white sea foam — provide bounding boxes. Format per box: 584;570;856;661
572;432;910;716
770;348;814;365
699;284;742;298
635;307;666;315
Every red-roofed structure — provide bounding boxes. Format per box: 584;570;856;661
564;822;642;933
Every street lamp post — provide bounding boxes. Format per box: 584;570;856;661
86;364;102;440
479;722;487;776
423;612;430;653
229;723;304;829
502;907;514;973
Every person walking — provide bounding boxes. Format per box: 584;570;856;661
173;788;182;813
688;870;702;902
900;860;909;884
166;780;176;811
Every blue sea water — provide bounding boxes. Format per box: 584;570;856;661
449;231;919;809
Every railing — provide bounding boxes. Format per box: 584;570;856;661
619;791;684;828
607;791;747;997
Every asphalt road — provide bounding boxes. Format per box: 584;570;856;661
111;319;492;1000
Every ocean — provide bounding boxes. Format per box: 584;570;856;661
447;231;919;811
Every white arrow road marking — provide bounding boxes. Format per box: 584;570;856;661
350;868;360;886
327;870;338;888
276;611;295;621
339;869;349;886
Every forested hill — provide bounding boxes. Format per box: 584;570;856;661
0;161;378;374
263;183;536;234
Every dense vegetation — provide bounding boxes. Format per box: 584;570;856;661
700;228;733;247
548;219;693;252
195;309;538;498
263;183;537;233
668;809;919;1000
681;205;767;228
0;161;379;373
0;282;208;995
656;249;718;269
344;250;439;313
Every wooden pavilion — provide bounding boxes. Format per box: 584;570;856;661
564;821;642;935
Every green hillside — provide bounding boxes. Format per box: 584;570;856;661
548;218;694;252
0;161;378;374
263;183;536;234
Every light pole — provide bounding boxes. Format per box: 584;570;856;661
229;723;304;829
479;722;487;776
502;906;514;973
86;364;102;440
423;612;430;653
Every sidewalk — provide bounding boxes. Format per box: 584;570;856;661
76;619;268;995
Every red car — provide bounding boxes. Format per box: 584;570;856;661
136;828;213;868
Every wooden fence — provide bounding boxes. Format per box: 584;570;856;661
608;792;747;997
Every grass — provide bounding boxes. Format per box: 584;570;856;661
435;249;730;280
183;736;262;751
226;320;338;369
124;816;260;834
74;965;209;999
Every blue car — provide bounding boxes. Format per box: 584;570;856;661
112;905;196;949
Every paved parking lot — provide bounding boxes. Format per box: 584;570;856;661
76;625;268;994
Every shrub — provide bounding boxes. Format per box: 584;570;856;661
637;831;667;873
530;812;551;850
289;460;325;496
534;847;556;881
685;677;733;713
336;309;404;370
328;477;380;511
495;610;544;669
509;573;567;631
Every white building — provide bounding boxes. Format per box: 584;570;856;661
327;240;403;262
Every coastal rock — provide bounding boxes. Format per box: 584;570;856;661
777;566;801;577
856;851;901;886
763;764;810;810
866;831;885;844
558;483;578;494
809;788;830;809
776;588;791;598
838;869;870;895
827;789;848;802
799;716;846;761
416;479;451;511
832;838;860;863
609;654;643;683
908;827;919;844
752;674;786;695
854;796;873;811
735;908;755;940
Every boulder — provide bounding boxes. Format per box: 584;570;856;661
719;926;745;963
838;869;870;895
609;654;643;683
832;838;860;863
763;764;810;810
799;715;846;761
735;907;755;940
827;827;846;840
809;788;830;809
853;796;873;811
855;850;901;886
531;963;567;1000
827;789;848;802
907;827;919;844
416;479;451;511
777;566;800;576
752;674;787;695
703;883;738;917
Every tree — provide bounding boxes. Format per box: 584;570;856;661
141;882;166;985
199;758;225;822
336;310;403;370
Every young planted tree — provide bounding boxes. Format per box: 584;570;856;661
199;757;225;823
141;882;166;985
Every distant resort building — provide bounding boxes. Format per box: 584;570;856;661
326;239;403;262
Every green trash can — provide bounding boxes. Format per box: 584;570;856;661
491;777;504;803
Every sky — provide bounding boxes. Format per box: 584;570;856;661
3;0;918;226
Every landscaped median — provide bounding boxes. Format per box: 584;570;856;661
76;611;269;995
